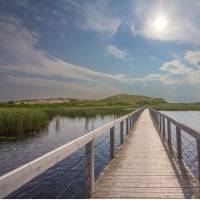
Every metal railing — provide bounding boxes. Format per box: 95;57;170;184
149;108;200;188
0;108;144;198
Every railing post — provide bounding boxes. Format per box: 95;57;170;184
86;141;94;197
129;116;131;129
131;115;133;126
167;119;171;145
110;127;115;159
120;121;124;144
176;127;182;160
196;139;200;189
157;113;159;128
162;116;165;139
126;118;128;135
159;115;162;133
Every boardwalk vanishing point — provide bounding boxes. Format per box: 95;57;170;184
0;108;200;198
92;109;195;198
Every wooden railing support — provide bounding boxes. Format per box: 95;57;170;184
120;121;124;144
176;127;182;160
110;127;115;159
197;139;200;189
162;116;165;139
167;119;171;145
126;118;128;135
86;141;94;197
159;114;162;132
129;116;131;129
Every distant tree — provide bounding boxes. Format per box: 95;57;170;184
8;101;14;104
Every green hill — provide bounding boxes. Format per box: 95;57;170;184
100;94;166;107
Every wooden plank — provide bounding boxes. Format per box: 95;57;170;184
92;109;193;198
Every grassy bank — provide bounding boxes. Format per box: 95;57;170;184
1;94;200;139
0;108;49;138
0;105;131;139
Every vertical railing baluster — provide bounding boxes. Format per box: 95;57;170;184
162;116;165;140
110;127;115;159
120;121;124;144
176;127;182;160
196;139;200;190
129;116;131;129
167;119;171;145
160;115;162;133
86;141;94;197
126;118;128;135
159;114;162;133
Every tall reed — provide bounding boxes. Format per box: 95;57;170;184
0;108;49;137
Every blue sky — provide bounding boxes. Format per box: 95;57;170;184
0;0;200;102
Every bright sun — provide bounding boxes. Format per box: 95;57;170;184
153;15;168;33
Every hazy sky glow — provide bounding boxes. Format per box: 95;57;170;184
1;0;200;102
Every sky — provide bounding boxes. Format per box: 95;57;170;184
0;0;200;102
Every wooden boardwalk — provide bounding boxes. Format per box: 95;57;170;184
92;109;193;198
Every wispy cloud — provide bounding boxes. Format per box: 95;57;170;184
105;45;128;61
78;0;121;37
160;59;191;74
184;50;200;67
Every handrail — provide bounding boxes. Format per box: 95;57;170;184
150;108;200;140
0;107;144;198
149;107;200;189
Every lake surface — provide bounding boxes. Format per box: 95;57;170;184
1;111;200;198
0;114;122;198
0;115;118;176
162;111;200;132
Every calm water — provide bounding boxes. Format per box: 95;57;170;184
0;115;116;176
162;111;200;132
0;115;121;198
1;111;200;198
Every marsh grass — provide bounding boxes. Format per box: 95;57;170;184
0;108;49;137
0;106;130;139
2;94;200;139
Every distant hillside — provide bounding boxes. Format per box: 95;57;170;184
2;94;200;111
101;94;167;107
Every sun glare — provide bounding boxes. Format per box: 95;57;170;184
153;15;168;33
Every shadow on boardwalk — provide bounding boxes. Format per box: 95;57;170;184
92;109;197;198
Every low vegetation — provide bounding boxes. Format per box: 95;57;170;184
1;94;200;140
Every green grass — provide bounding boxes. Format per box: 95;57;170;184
0;108;49;137
1;93;200;139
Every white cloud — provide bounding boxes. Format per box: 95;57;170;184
184;50;200;67
105;45;128;61
0;16;129;84
160;59;191;74
80;1;121;37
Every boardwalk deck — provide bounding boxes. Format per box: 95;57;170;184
92;109;194;198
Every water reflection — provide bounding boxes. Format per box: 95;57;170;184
0;115;116;176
